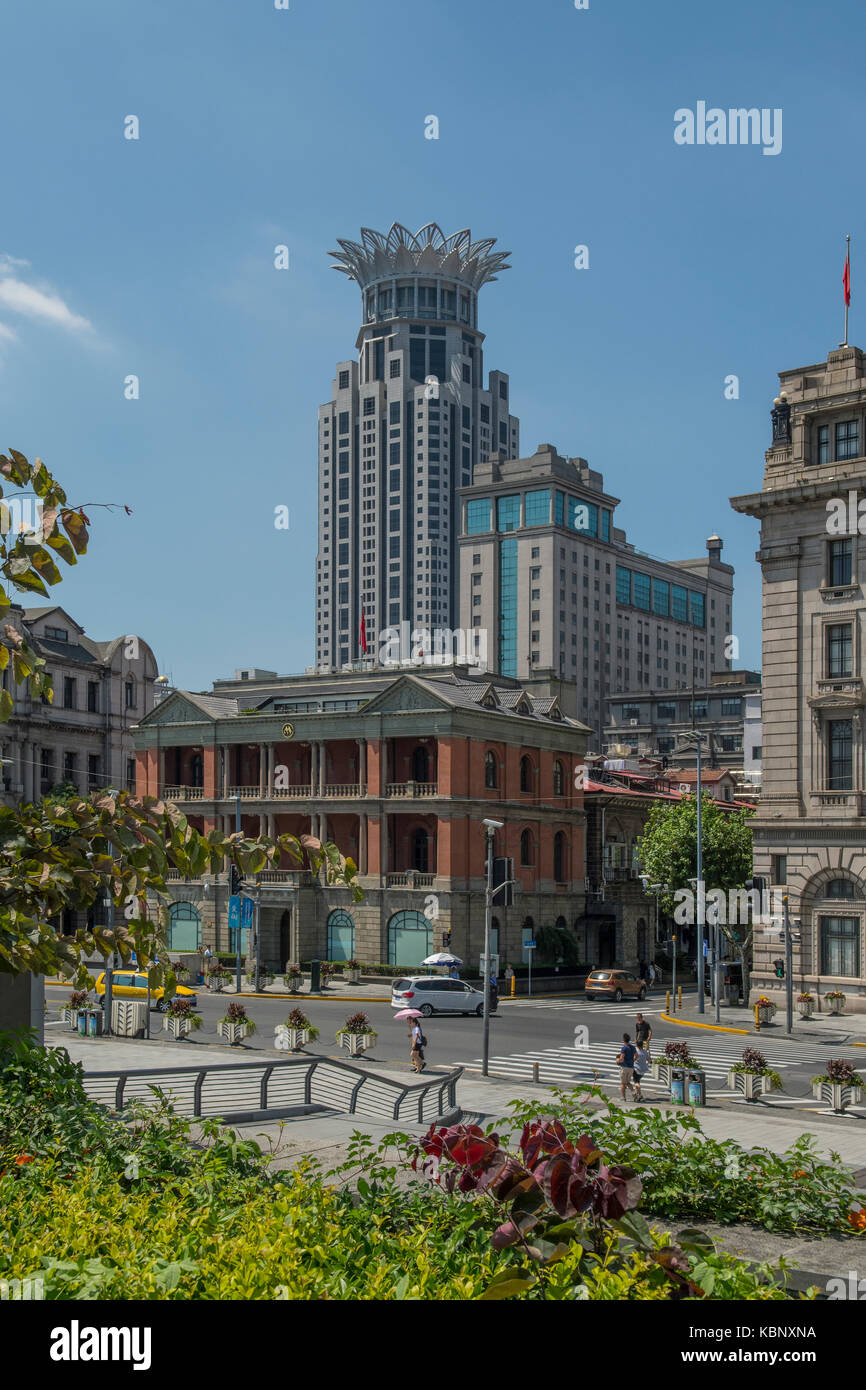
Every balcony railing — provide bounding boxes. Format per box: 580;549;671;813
164;785;205;800
385;781;438;797
810;790;866;813
323;783;362;797
386;872;436;888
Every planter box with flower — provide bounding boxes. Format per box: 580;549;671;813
812;1058;863;1112
209;969;232;993
275;1008;320;1053
343;959;361;985
753;996;777;1026
245;970;275;991
651;1040;702;1086
726;1047;783;1102
824;990;846;1016
283;964;303;994
60;990;90;1028
796;992;815;1020
218;1002;257;1046
336;1012;377;1057
170;960;191;985
162;997;203;1042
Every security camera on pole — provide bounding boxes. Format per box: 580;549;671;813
481;819;516;1078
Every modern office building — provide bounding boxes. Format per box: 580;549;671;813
314;223;520;672
0;603;158;807
603;670;762;770
458;444;735;746
133;665;589;969
731;343;866;1012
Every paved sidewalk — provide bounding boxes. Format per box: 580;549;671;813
663;999;866;1044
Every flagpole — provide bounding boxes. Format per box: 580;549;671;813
845;234;851;347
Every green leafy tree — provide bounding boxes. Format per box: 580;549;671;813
0;450;359;986
637;795;753;952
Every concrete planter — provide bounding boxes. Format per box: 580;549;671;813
756;1006;776;1025
812;1080;862;1112
796;1002;814;1019
651;1060;673;1085
163;1016;194;1041
343;969;361;984
727;1069;773;1101
284;974;303;994
825;996;846;1016
275;1025;312;1052
218;1021;253;1046
337;1031;376;1057
59;1006;80;1029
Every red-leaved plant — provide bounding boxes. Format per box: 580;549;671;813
411;1118;701;1297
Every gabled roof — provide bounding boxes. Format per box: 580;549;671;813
136;690;240;726
673;768;734;784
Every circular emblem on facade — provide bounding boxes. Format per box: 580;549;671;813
281;722;295;739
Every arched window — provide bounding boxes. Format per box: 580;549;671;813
520;829;533;866
388;909;433;967
485;751;497;788
520;756;533;792
555;915;567;931
412;745;429;783
824;879;857;899
168;901;201;952
327;908;355;961
553;760;564;796
412;827;429;872
553;831;567;884
190;753;203;788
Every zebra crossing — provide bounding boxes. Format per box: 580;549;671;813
454;1033;836;1093
501;998;665;1016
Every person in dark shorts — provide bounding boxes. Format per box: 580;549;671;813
634;1012;652;1058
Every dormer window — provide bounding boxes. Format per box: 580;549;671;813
44;626;68;641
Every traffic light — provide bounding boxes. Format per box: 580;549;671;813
745;876;767;896
773;958;785;979
442;929;452;950
229;864;243;896
492;857;514;907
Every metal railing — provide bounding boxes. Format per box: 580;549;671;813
80;1056;462;1125
386;871;436;888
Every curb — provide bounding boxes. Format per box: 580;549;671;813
661;1012;750;1035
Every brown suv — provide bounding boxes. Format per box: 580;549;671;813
584;969;646;1002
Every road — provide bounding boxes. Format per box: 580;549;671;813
45;984;848;1106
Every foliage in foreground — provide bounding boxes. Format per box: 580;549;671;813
0;1041;854;1299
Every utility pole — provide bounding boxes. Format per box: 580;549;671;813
480;818;514;1079
783;893;794;1035
234;792;242;995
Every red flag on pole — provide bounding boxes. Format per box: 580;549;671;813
843;245;851;307
359;610;367;655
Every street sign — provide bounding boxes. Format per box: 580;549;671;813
240;896;253;928
228;895;241;929
524;940;536;950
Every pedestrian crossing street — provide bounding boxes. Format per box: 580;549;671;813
454;1033;836;1093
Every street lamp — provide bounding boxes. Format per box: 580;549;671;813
481;819;514;1078
679;732;708;1015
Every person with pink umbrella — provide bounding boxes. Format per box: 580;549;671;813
394;1007;426;1073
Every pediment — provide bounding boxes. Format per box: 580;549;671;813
361;676;452;714
138;692;216;726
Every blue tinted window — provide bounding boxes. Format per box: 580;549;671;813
525;489;550;526
555;491;564;526
616;566;631;604
672;585;688;621
497;495;520;532
690;592;706;628
498;537;518;676
653;579;670;616
633;572;651;611
466;499;492;534
601;509;611;543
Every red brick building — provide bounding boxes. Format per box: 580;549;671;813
133;667;589;970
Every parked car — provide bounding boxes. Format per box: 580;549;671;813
391;976;486;1017
93;971;198;1013
584;969;646;1002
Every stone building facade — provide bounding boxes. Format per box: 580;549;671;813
731;344;866;1012
604;670;761;771
132;666;589;971
0;604;158;807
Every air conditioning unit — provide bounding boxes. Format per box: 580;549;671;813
629;719;638;727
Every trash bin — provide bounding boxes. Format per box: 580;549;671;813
76;1009;88;1036
309;959;321;993
79;1009;103;1037
687;1070;706;1107
726;983;739;1006
669;1066;685;1104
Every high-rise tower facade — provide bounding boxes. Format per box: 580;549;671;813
314;223;519;671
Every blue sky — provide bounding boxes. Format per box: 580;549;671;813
2;0;864;690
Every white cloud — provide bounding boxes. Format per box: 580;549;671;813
0;254;92;333
0;323;17;342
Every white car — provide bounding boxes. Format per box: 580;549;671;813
391;976;486;1017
